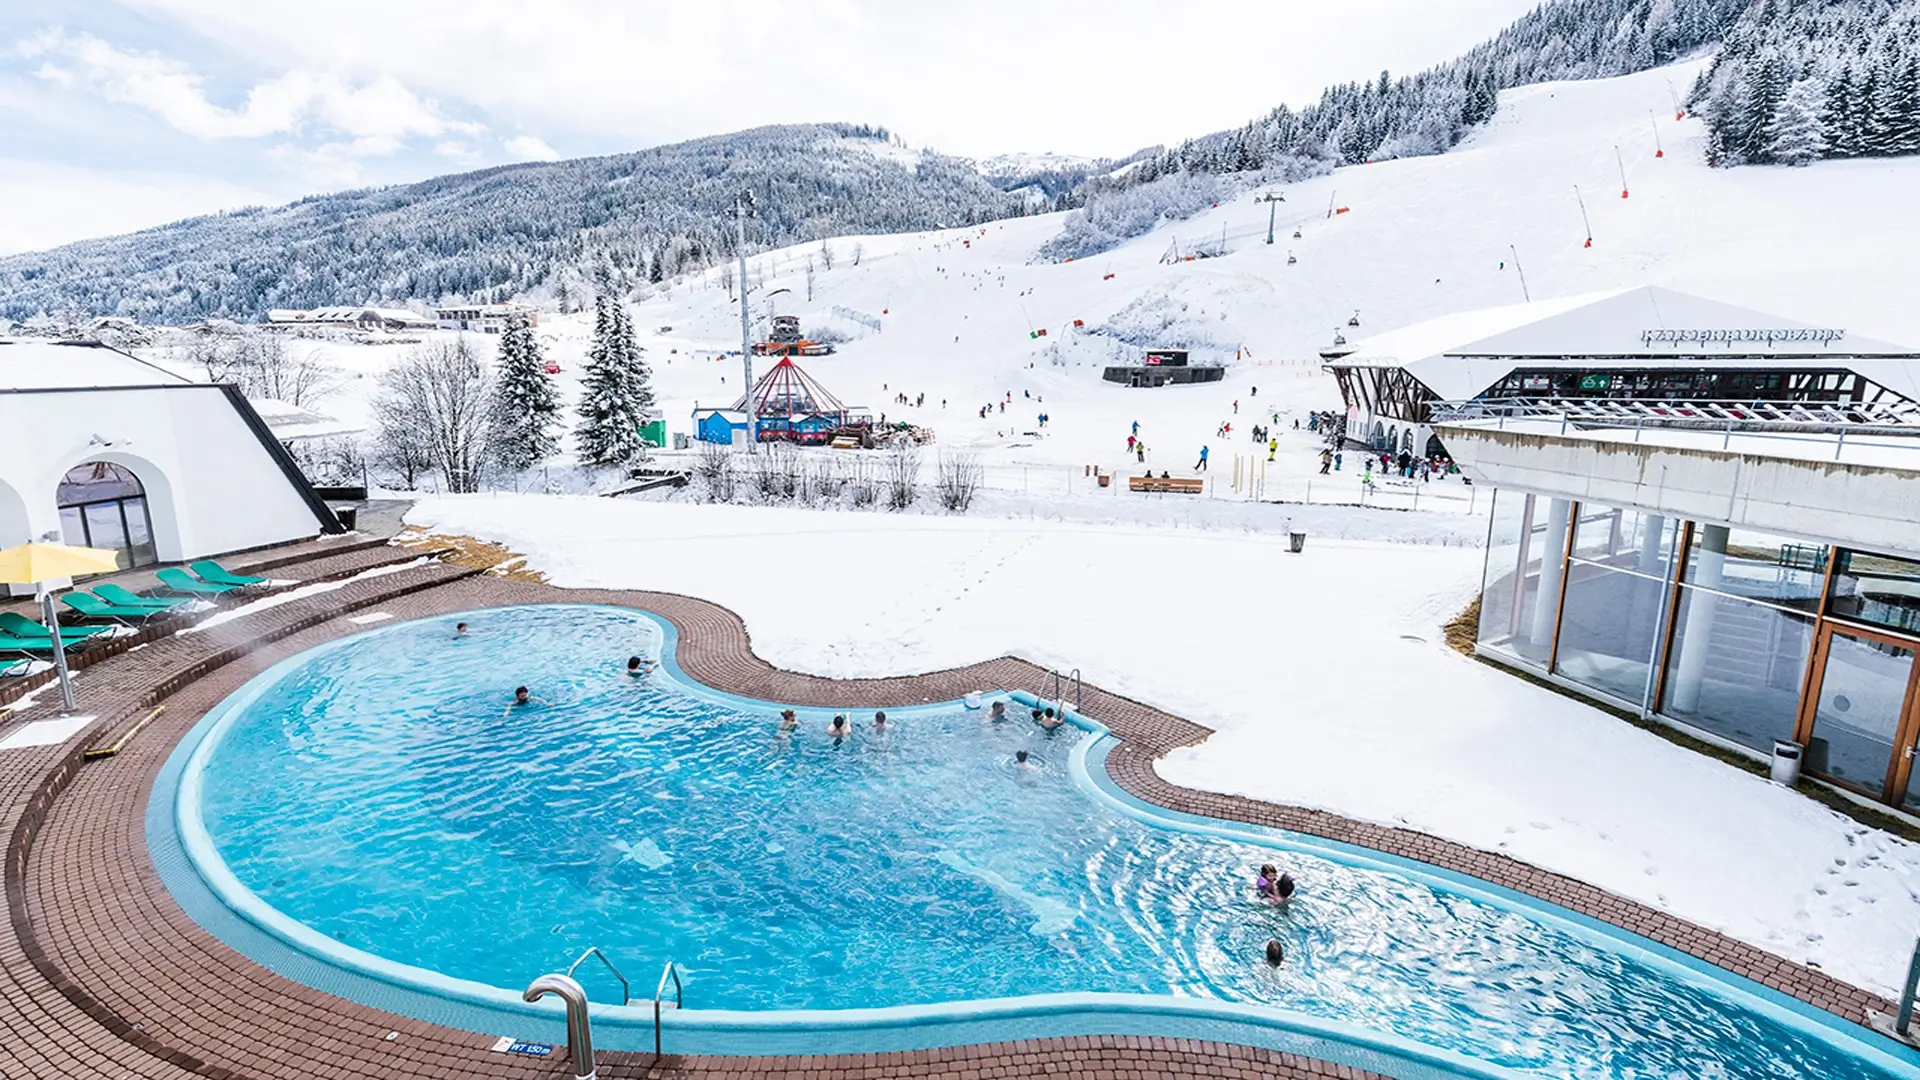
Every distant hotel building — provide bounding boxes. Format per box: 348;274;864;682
434;303;540;334
264;306;438;332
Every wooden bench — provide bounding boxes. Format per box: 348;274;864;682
1128;475;1205;494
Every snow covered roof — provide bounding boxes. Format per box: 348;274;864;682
1333;287;1920;402
250;397;363;441
0;339;194;391
693;408;749;422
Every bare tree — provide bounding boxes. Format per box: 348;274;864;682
695;441;737;502
884;442;920;511
721;262;736;301
243;332;339;407
373;339;494;494
806;256;816;302
848;456;877;507
934;453;983;512
819;239;835;271
850;241;864;267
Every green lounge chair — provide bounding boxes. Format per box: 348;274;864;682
63;592;168;626
156;567;239;596
189;560;268;587
0;611;109;644
93;583;190;610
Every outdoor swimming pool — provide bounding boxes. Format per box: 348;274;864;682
171;605;1918;1079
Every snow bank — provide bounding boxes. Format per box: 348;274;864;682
408;494;1920;1000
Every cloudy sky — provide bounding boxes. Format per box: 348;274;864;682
2;0;1540;255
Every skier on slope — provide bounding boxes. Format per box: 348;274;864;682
1195;445;1210;471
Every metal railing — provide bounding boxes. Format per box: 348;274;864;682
1432;397;1920;462
1899;939;1920;1039
654;960;684;1062
1432;395;1920;430
1044;668;1082;715
523;973;597;1080
566;946;631;1005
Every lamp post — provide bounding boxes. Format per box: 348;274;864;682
733;193;758;452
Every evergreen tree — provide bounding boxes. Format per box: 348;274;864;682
1767;77;1829;166
575;295;650;466
487;314;561;472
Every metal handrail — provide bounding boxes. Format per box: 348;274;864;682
524;973;597;1080
565;946;631;1006
653;960;683;1061
1068;668;1082;714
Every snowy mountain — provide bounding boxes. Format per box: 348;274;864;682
0;124;1028;325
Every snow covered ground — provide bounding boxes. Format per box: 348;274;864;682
133;57;1920;529
410;494;1920;1001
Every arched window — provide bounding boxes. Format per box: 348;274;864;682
57;461;156;569
1403;429;1415;454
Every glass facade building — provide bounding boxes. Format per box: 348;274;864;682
1478;490;1920;811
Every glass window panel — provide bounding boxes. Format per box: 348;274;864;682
1685;525;1825;612
58;505;87;547
1477;491;1548;662
1906;740;1920;813
56;461;144;506
1572;505;1677;578
121;496;157;567
1828;549;1920;636
1553;564;1667;706
1805;634;1912;795
1660;587;1813;753
83;502;130;569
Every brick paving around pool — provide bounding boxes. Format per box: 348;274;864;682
0;559;1899;1079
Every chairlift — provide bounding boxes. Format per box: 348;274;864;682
1286;252;1298;265
1348;310;1361;327
1332;329;1348;347
1292;228;1303;239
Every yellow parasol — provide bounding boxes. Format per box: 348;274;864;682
0;541;123;583
0;541;124;714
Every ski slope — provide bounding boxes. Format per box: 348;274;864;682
149;56;1920;520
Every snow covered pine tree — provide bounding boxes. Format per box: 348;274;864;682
1767;78;1829;166
574;295;656;466
487;314;561;473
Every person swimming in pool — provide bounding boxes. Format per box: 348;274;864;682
778;709;799;731
626;655;654;678
1014;748;1034;769
872;710;889;731
505;686;539;716
988;700;1007;722
455;622;469;636
1265;939;1285;966
829;714;850;743
1035;707;1065;732
1255;864;1296;904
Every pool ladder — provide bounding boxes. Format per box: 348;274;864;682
521;946;631;1080
1045;667;1082;716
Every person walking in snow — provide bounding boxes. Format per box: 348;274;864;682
1319;448;1332;475
1195;445;1210;471
1131;420;1139;437
1268;439;1277;462
1136;442;1146;464
1233;400;1239;414
1127;434;1137;453
1334;451;1343;471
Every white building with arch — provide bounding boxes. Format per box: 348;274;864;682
0;340;344;585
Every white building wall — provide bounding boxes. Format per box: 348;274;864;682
1437;424;1920;556
0;386;323;559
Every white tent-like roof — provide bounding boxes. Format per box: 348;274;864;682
250;398;363;442
0;339;193;390
1330;287;1920;402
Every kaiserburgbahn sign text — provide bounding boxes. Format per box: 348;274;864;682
1640;327;1847;346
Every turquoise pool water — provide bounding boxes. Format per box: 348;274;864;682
181;606;1913;1079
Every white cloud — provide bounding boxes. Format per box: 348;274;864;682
0;158;279;255
502;134;559;162
105;0;1546;157
18;29;479;144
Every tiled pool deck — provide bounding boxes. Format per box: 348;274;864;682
0;550;1896;1079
